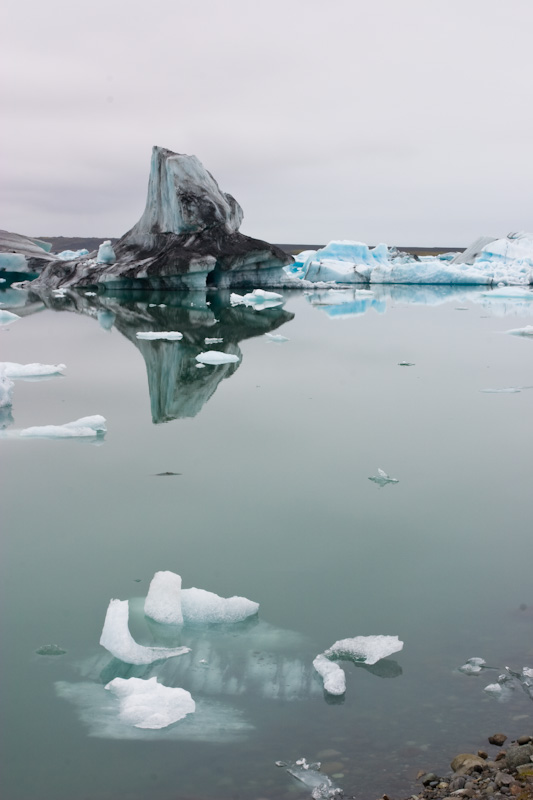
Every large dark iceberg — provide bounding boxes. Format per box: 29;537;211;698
32;147;292;291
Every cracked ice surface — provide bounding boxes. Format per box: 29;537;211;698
104;677;195;729
99;599;190;665
324;635;404;665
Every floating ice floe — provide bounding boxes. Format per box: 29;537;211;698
195;350;240;365
0;374;14;407
285;757;343;799
204;337;223;344
368;468;399;487
135;331;183;341
459;657;487;675
181;586;259;624
324;635;404;665
230;289;284;310
0;362;66;379
504;325;533;337
144;571;184;625
312;654;346;696
56;248;89;260
104;677;195;729
0;309;20;325
20;415;106;439
99;599;190;665
483;677;516;702
96;241;116;265
265;333;289;343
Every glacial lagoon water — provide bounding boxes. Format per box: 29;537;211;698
1;284;532;800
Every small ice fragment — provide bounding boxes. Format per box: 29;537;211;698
398;361;415;366
522;667;533;679
459;657;486;675
99;599;190;665
104;676;195;729
0;362;66;378
36;644;67;656
324;635;404;665
20;415;106;439
85;292;96;297
481;388;521;393
204;337;223;344
135;331;183;341
0;310;20;325
195;363;206;369
286;757;342;799
158;304;166;307
483;682;514;702
368;468;399;487
0;375;14;407
181;587;259;624
144;571;183;625
504;326;533;337
275;761;288;768
199;659;208;664
313;654;346;695
195;351;240;365
96;241;116;265
265;333;289;343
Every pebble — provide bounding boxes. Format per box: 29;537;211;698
517;736;532;746
489;734;508;747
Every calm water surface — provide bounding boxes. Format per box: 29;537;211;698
1;285;532;800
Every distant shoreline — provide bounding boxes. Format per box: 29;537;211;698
36;235;465;257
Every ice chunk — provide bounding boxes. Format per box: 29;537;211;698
195;350;240;365
312;654;346;695
1;362;66;378
505;325;533;337
265;333;289;343
135;331;183;340
204;337;223;344
181;587;259;624
0;310;20;325
483;682;515;702
0;375;14;407
20;415;106;439
459;657;487;675
324;635;404;665
99;599;190;665
144;571;183;625
230;289;284;310
286;757;343;799
368;468;399;487
104;676;195;729
96;241;116;265
57;249;89;260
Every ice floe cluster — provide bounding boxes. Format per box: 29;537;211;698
286;232;533;287
458;657;533;705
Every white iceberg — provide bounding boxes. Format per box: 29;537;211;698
204;337;223;344
0;362;66;378
57;249;89;260
104;677;195;729
230;289;284;310
195;350;240;365
312;654;346;696
135;331;183;341
368;468;399;487
96;240;116;265
505;325;533;337
144;571;183;625
181;587;259;624
99;599;190;665
20;415;106;439
0;310;21;325
265;333;289;343
0;374;14;407
324;635;404;665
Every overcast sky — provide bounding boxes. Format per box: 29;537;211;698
1;0;532;246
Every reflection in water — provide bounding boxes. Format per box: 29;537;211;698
15;288;294;423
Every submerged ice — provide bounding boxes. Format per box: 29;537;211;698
104;677;195;729
286;758;343;799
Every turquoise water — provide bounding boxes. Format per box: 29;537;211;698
1;285;532;800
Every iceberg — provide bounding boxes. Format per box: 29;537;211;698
459;657;487;675
368;468;399;487
0;374;14;408
57;249;89;260
99;599;190;665
195;350;240;365
505;325;533;337
312;654;346;696
96;241;116;265
181;587;259;624
230;289;285;310
0;362;66;379
20;415;106;439
104;677;195;729
324;635;404;665
135;331;183;341
144;571;183;625
286;758;343;799
0;310;21;325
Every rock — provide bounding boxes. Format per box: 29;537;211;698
516;736;532;745
31;146;293;292
489;734;508;747
420;773;439;786
451;754;487;775
495;773;514;788
515;764;533;776
495;752;507;762
478;751;488;759
449;777;467;791
504;743;533;770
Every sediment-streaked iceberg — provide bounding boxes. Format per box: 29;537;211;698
1;362;66;378
312;654;346;696
135;331;183;341
181;587;259;624
195;350;240;365
144;571;184;625
0;310;21;325
20;415;106;439
99;599;190;665
324;635;404;665
104;676;195;729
